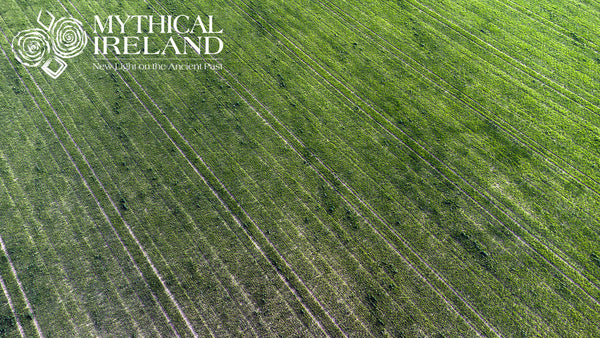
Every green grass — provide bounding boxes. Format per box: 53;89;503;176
0;0;599;336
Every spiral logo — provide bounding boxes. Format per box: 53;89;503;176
51;17;87;59
11;10;88;79
11;29;51;67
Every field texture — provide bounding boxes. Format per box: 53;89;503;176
0;0;599;336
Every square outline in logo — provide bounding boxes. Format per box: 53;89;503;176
36;10;56;31
41;57;67;79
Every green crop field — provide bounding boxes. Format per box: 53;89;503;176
0;0;599;336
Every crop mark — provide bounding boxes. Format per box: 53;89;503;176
151;0;498;334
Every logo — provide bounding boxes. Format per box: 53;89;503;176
12;10;87;79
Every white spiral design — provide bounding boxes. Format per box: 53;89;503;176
11;29;51;67
51;17;87;59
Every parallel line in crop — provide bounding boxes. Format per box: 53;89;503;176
159;0;496;334
134;6;512;334
416;0;600;111
58;55;264;336
0;156;103;335
0;45;171;337
404;0;600;186
1;23;110;337
57;25;325;338
393;0;600;304
14;0;436;334
140;1;423;333
173;0;600;332
0;28;187;338
58;54;260;336
136;50;384;334
500;0;600;54
29;64;213;334
0;7;185;333
49;1;316;335
320;0;598;269
238;0;556;332
95;0;384;334
0;65;167;338
168;3;596;334
322;0;600;316
226;0;512;335
32;37;221;338
202;24;499;334
0;62;91;338
406;0;600;193
133;61;371;334
0;187;45;337
511;0;600;46
410;0;600;114
317;0;600;297
135;1;371;332
319;0;600;226
258;4;600;312
39;1;237;335
60;0;342;335
98;61;339;336
229;0;600;330
218;1;494;335
0;236;27;337
332;0;597;296
1;40;129;332
343;0;600;222
242;0;600;308
0;87;63;338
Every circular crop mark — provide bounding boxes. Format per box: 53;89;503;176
12;29;51;67
51;17;87;59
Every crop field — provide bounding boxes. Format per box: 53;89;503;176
0;0;599;336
